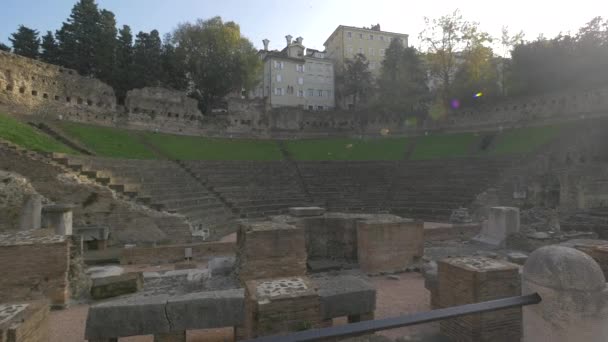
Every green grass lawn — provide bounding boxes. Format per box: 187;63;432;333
0;113;75;153
285;137;409;161
59;122;157;159
488;125;563;155
143;132;283;160
411;132;480;160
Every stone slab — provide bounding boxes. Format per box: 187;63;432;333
313;274;376;319
165;289;245;330
208;256;235;276
85;295;171;339
475;207;520;247
90;272;143;300
288;207;326;217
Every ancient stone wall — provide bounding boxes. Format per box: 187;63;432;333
0;171;41;231
0;230;69;306
120;241;236;265
0;50;116;124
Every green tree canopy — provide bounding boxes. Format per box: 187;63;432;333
172;16;261;112
377;39;429;114
9;25;40;59
113;25;134;102
343;53;374;110
132;30;163;89
40;31;60;64
56;0;101;75
0;43;11;52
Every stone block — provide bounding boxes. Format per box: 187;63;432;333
313;274;376;319
42;204;75;236
244;277;322;339
85;295;171;340
356;218;423;274
0;301;49;342
438;256;521;342
165;289;245;330
237;221;306;282
208;256;236;276
90;272;143;300
153;331;186;342
475;206;520;247
18;194;42;231
507;252;528;265
288;207;326;217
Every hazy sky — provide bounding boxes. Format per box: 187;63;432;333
1;0;606;52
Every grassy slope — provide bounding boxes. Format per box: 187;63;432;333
489;125;563;155
143;132;283;160
285;137;409;161
0;113;75;153
411;132;480;160
59;122;156;159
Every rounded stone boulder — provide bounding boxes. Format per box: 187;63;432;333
523;245;606;292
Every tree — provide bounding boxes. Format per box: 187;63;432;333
56;0;101;74
95;9;117;84
40;31;60;64
0;43;11;52
497;26;524;96
377;39;429;114
160;33;187;90
113;25;134;101
132;30;163;89
172;17;262;112
9;25;40;59
343;53;374;109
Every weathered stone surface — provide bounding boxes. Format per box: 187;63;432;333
475;206;520;247
90;272;143;300
236;221;307;282
165;289;245;330
438;256;521;342
18;194;42;231
208;256;236;276
507;252;528;265
357;218;423;274
523;246;608;342
42;204;75;236
313;274;376;319
0;171;39;232
0;301;49;342
288;206;326;217
85;295;171;339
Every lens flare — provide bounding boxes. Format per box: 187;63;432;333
380;128;390;136
450;99;460;109
473;92;483;98
345;144;353;149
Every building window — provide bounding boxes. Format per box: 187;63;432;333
359;33;363;39
318;90;323;97
297;64;304;72
298;89;304;97
347;46;353;55
308;89;314;97
276;74;282;82
347;32;352;39
380;36;385;41
298;77;304;85
274;87;283;96
274;61;279;69
308;105;314;110
358;47;364;54
317;105;324;110
281;61;284;69
380;49;385;56
369;34;374;40
369;48;375;56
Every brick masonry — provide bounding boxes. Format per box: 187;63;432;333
120;241;236;265
0;230;69;306
243;277;322;339
236;221;307;282
356;219;424;274
438;256;521;342
0;300;49;342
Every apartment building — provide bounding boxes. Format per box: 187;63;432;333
324;24;409;76
254;35;335;110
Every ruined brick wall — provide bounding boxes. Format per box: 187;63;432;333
124;87;204;135
120;241;236;265
0;232;69;306
0;51;116;124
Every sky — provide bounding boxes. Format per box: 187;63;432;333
1;0;607;53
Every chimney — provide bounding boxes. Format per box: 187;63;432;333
285;35;293;46
262;39;269;51
296;37;303;45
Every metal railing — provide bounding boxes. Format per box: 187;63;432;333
245;293;541;342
